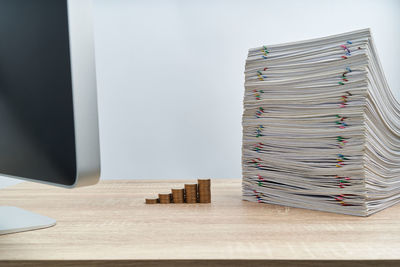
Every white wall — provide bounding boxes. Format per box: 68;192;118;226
1;0;400;187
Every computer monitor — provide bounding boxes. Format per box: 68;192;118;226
0;0;100;235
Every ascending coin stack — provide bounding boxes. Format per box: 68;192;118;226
145;179;211;204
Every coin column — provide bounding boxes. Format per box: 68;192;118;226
159;193;171;204
171;189;184;203
198;179;211;203
184;184;198;203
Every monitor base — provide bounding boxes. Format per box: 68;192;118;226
0;206;56;235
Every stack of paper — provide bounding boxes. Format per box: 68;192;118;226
242;29;400;216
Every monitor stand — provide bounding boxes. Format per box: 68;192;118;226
0;206;56;235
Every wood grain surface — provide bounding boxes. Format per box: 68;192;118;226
0;179;399;265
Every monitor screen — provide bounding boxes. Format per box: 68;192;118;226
0;0;77;185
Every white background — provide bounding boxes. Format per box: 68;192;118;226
1;0;400;188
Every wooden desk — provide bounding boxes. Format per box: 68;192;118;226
0;179;399;266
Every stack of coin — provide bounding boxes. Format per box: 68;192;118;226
184;184;198;203
145;198;159;204
171;189;184;203
159;193;171;204
198;178;211;203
